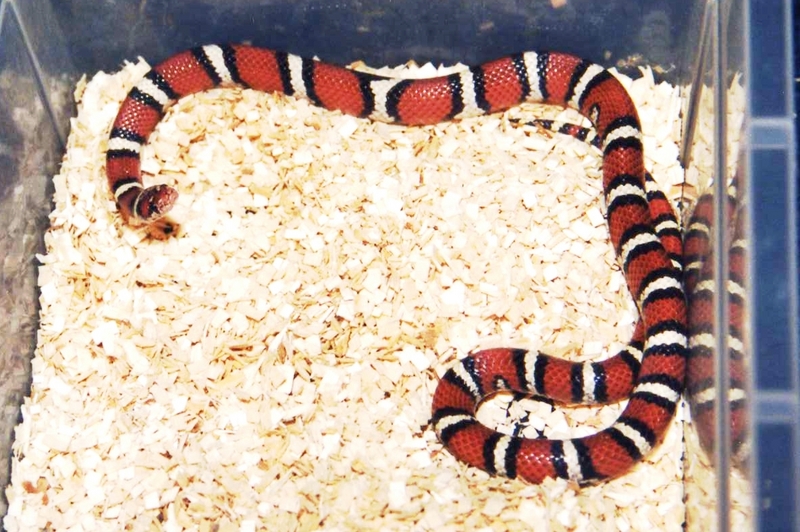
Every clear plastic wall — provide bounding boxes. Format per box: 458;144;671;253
0;0;797;530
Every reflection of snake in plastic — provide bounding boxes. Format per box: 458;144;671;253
106;44;687;485
684;175;749;463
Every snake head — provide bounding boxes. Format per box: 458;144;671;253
135;184;179;222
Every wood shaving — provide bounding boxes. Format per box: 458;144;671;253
0;68;75;520
5;56;696;530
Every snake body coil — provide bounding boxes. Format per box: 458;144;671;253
107;44;688;485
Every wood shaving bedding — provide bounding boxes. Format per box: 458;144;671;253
5;57;692;531
0;68;76;520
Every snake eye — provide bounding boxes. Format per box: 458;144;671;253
588;104;601;127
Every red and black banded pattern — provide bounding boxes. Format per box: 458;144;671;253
106;44;687;485
532;117;749;465
684;177;749;462
516;118;683;268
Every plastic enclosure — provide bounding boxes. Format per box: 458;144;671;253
0;0;796;530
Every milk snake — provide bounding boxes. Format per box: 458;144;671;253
510;120;749;466
106;44;688;485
